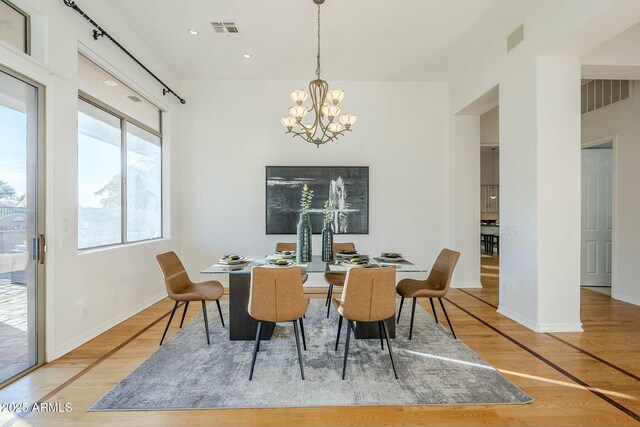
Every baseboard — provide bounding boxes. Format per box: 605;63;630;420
534;322;583;333
497;305;538;331
51;291;167;361
497;304;583;332
452;282;482;289
611;291;640;306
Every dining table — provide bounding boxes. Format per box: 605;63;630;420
201;254;428;341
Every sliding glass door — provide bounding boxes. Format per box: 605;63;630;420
0;67;44;386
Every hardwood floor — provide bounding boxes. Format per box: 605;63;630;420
1;255;639;426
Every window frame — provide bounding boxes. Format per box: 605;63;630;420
1;0;31;55
78;91;163;251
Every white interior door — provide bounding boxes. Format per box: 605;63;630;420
581;148;613;286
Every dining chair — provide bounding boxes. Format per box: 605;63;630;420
274;242;309;284
396;249;460;340
248;266;309;380
332;266;398;380
324;242;356;318
155;251;225;346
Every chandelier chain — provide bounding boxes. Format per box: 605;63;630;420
316;3;321;79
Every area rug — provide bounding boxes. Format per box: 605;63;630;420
91;299;532;410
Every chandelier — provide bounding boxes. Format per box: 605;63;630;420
280;0;357;148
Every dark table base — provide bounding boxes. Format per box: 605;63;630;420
354;316;396;339
228;274;275;340
229;273;396;340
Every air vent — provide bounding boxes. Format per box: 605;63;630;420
127;95;143;103
581;80;632;115
210;21;239;34
507;24;524;52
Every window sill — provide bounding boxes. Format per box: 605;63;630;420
78;237;167;255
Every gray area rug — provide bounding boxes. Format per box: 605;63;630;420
92;299;532;410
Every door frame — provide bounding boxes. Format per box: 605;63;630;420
581;135;617;296
0;63;46;388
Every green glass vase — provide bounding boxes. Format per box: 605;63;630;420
321;221;334;262
296;213;312;263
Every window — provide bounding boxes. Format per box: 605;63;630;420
0;0;29;54
78;97;162;250
78;100;122;248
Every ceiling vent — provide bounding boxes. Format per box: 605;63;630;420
210;21;239;34
507;24;524;52
127;95;143;103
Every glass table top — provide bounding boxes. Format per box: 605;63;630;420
201;254;428;275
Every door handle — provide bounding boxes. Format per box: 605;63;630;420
38;234;46;265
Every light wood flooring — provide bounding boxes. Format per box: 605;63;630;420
1;254;639;426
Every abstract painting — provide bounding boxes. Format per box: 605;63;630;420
266;166;369;234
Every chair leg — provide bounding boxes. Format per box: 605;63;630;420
378;321;384;350
299;317;307;351
429;298;439;324
325;284;331;306
397;296;404;324
293;320;305;380
249;321;262;380
179;301;189;328
382;319;399;379
342;320;352;380
409;297;417;340
335;314;343;351
160;301;179;346
216;299;225;327
438;297;457;339
201;301;210;345
326;284;333;318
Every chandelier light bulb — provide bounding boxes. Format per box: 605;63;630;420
321;104;341;121
281;116;297;130
339;114;357;128
289;105;308;121
327;122;345;134
327;89;344;105
302;123;316;135
290;90;309;105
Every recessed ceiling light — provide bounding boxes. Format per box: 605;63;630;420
189;28;199;35
243;53;251;59
103;80;119;87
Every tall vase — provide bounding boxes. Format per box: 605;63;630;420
321;221;334;262
296;213;312;263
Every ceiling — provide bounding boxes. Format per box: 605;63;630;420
102;0;524;82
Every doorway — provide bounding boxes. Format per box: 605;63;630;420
581;140;613;295
0;66;45;386
480;107;500;295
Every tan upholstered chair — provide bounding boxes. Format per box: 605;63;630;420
155;251;225;346
396;249;460;340
333;266;398;380
324;242;356;318
274;242;309;284
248;266;309;380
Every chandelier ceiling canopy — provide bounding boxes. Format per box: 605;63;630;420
281;0;357;148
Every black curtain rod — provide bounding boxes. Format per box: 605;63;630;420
63;0;186;104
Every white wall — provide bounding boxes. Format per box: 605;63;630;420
582;81;640;305
179;80;450;284
0;0;183;359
